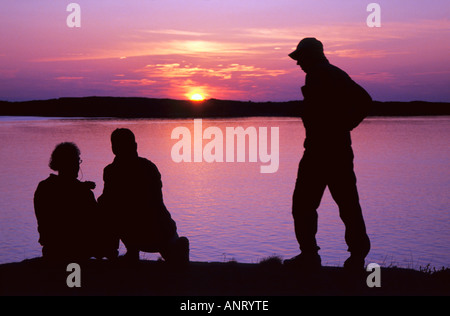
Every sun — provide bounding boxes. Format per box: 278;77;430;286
189;93;205;101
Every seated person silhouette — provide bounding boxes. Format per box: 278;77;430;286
98;128;189;264
34;142;98;261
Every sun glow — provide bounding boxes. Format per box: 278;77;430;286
189;93;205;101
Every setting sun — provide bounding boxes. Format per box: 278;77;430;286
189;93;205;101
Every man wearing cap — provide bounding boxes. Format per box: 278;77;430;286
284;38;372;271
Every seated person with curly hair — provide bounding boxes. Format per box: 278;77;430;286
34;142;102;261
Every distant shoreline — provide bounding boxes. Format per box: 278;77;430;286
1;97;449;118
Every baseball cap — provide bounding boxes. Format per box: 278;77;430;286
289;37;324;60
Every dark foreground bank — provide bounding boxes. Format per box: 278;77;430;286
0;257;448;296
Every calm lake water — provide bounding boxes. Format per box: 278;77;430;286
0;116;449;269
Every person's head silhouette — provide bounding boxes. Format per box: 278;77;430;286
111;128;138;158
49;142;81;179
289;37;328;73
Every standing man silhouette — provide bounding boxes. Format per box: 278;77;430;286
284;38;371;271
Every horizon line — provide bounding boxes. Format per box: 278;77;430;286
1;96;449;104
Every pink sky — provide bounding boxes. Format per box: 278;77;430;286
0;0;449;102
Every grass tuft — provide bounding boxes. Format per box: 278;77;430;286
258;255;283;266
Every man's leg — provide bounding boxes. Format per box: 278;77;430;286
286;151;326;268
121;235;140;261
328;148;370;269
292;151;327;254
160;234;189;265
